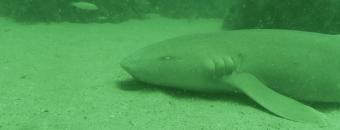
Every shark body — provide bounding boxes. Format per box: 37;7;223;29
121;29;340;125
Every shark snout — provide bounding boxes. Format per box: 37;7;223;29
120;55;146;80
120;56;135;74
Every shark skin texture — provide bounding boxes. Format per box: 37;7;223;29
120;29;340;125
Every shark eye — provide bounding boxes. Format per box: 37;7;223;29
160;56;174;61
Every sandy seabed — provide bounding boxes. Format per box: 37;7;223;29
0;15;339;130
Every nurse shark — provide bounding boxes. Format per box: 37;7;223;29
120;29;340;125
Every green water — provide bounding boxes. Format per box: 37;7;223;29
0;0;339;130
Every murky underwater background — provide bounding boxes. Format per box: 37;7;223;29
0;0;340;129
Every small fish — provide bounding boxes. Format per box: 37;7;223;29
71;2;98;11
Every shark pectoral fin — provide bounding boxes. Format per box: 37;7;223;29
223;72;327;125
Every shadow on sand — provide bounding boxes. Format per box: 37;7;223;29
115;78;340;116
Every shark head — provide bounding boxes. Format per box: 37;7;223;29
120;41;237;91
